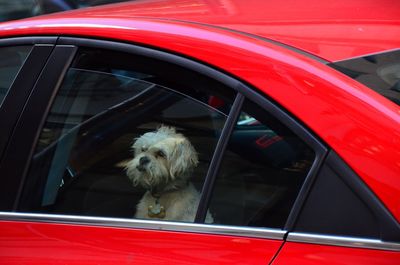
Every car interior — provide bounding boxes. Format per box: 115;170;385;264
20;48;315;229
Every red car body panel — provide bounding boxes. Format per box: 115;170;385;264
3;0;400;62
0;8;399;222
0;220;282;264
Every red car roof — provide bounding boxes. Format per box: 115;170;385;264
9;0;399;62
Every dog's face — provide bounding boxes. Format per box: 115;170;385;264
126;126;198;190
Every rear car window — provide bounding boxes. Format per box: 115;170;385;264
208;99;315;228
329;49;400;106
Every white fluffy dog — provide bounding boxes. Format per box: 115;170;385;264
126;126;213;222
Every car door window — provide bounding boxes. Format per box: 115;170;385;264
19;47;317;229
207;99;315;229
21;48;235;222
0;46;31;106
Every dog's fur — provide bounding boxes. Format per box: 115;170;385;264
126;126;213;222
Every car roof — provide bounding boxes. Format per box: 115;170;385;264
10;0;399;62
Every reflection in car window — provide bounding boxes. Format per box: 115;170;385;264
0;46;31;107
329;49;400;106
208;100;315;229
22;48;234;223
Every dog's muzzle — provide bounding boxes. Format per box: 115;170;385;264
137;156;150;172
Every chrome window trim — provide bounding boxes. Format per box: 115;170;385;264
0;212;285;240
287;232;400;252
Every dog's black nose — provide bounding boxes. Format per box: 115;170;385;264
139;156;150;166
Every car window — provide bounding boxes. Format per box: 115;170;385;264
207;99;315;229
0;46;32;107
294;156;381;238
21;48;235;223
19;47;317;229
329;49;400;106
293;151;400;242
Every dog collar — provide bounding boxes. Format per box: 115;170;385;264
147;181;189;219
148;196;166;218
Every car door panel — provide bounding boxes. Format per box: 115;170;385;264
0;35;337;264
0;220;283;265
0;41;289;264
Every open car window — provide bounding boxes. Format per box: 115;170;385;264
21;48;234;222
208;99;315;228
19;47;317;230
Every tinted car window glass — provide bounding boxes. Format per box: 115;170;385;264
329;49;400;106
0;46;31;106
21;48;234;223
207;100;315;228
294;159;380;238
293;151;400;241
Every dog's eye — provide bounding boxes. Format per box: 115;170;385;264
141;147;147;152
156;150;166;158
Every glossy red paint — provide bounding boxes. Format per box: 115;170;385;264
272;242;400;265
4;0;400;62
0;220;282;264
0;8;399;222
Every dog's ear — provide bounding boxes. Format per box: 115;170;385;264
169;137;199;179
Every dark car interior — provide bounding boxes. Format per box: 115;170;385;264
19;48;315;229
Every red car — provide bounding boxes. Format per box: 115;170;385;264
0;0;399;264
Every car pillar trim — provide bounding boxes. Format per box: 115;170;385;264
0;212;286;240
287;232;400;252
195;92;245;223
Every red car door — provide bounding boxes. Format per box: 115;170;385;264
0;39;322;264
0;218;284;264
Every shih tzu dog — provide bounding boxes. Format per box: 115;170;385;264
126;126;213;223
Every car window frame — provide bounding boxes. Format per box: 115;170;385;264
0;36;57;210
0;37;56;156
0;37;327;238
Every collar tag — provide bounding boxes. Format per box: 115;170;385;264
148;201;166;218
